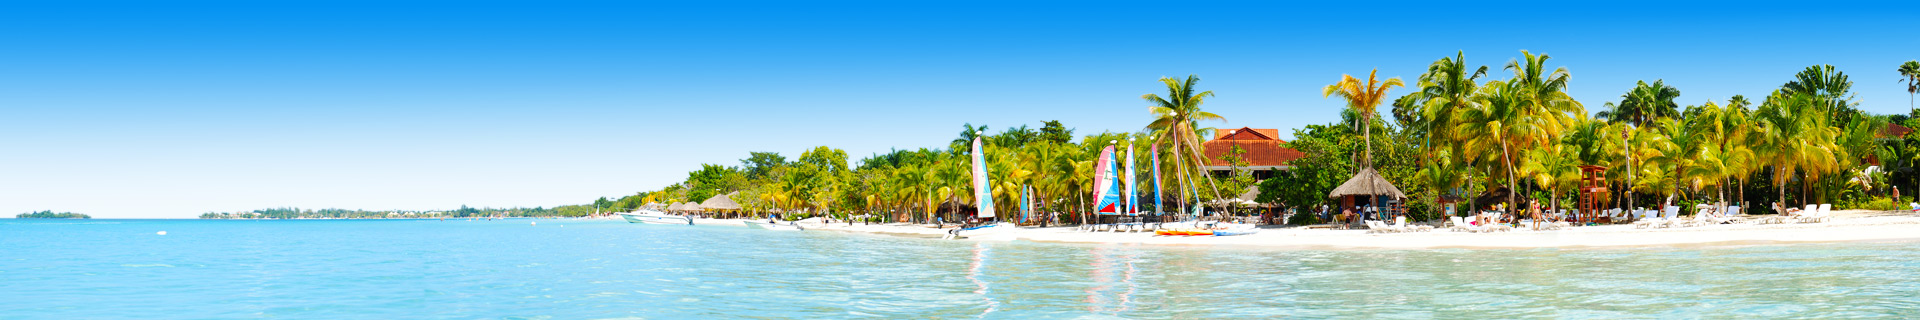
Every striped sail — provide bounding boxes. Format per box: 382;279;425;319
1125;143;1135;215
1020;185;1031;223
971;137;995;218
1152;144;1161;214
1093;146;1120;214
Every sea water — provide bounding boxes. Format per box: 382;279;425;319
3;219;1919;319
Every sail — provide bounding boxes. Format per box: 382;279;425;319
971;137;995;218
1093;146;1121;214
1125;143;1136;215
1020;185;1031;223
1152;144;1161;214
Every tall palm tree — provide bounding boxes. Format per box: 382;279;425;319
1456;80;1540;210
1754;90;1840;208
1323;69;1405;168
1597;80;1681;128
1900;61;1920;114
1520;143;1582;212
1508;50;1585;133
1144;75;1228;206
1415;51;1489;147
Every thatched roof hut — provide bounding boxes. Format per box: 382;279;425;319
1327;168;1406;199
700;192;742;210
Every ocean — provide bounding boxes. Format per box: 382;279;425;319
3;219;1918;319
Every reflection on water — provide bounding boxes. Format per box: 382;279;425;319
3;219;1920;318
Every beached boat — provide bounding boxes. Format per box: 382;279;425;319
950;222;1007;238
619;209;692;225
947;135;1009;240
743;220;804;231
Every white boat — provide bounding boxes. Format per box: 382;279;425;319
945;135;1015;240
743;220;804;231
947;222;1007;239
619;209;692;225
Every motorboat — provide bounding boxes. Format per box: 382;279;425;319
619;209;693;225
743;220;804;231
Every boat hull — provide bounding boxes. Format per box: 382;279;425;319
621;213;693;225
743;221;803;231
948;222;1007;239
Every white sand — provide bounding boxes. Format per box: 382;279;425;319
688;210;1920;249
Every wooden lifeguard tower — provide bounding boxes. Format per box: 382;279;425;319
1577;165;1610;223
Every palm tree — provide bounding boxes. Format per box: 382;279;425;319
1597;80;1681;128
1900;61;1920;114
951;123;988;152
1144;75;1228;207
1508;50;1585;133
1323;69;1405;168
1754;90;1840;209
1520;143;1582;214
1455;80;1539;210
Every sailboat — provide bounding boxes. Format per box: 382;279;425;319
948;136;1007;239
1085;145;1122;231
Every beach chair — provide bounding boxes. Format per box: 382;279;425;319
1798;204;1832;223
1448;216;1477;232
1394;216;1432;232
1364;220;1392;234
1635;210;1665;229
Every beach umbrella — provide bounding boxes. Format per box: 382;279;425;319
700;191;743;211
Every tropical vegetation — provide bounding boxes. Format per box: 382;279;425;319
228;52;1916;223
17;211;89;219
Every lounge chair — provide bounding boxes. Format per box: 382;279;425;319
1635;210;1665;229
1798;204;1832;223
1394;216;1432;232
1374;218;1405;233
1448;216;1478;232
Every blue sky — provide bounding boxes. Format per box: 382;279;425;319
3;1;1914;218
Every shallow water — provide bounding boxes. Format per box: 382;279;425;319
3;219;1919;319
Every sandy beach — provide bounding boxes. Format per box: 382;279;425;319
686;210;1920;249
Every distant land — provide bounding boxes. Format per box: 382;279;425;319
198;205;596;219
17;211;90;219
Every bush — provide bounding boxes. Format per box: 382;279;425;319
1853;197;1901;211
1287;210;1323;225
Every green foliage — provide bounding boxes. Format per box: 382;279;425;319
1286;210;1322;225
196;206;587;219
17;210;89;219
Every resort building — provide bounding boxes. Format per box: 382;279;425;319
1202;127;1305;180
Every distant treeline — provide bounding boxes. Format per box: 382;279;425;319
198;205;597;219
17;211;90;219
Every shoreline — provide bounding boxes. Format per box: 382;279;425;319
699;210;1920;250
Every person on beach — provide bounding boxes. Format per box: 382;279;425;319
1528;200;1543;230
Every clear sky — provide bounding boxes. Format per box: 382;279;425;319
3;1;1914;218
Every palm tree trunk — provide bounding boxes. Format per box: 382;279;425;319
1364;115;1373;168
1499;135;1517;213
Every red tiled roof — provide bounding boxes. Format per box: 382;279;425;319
1203;127;1304;167
1214;128;1282;142
1882;123;1913;139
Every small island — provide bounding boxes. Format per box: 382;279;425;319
17;210;90;219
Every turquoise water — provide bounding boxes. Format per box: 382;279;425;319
4;219;1920;319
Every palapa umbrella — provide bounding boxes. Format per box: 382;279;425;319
1327;168;1407;199
700;192;742;210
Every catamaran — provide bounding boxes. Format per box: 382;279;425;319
619;208;693;225
948;135;1007;239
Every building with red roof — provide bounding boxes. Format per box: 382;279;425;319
1201;127;1306;180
